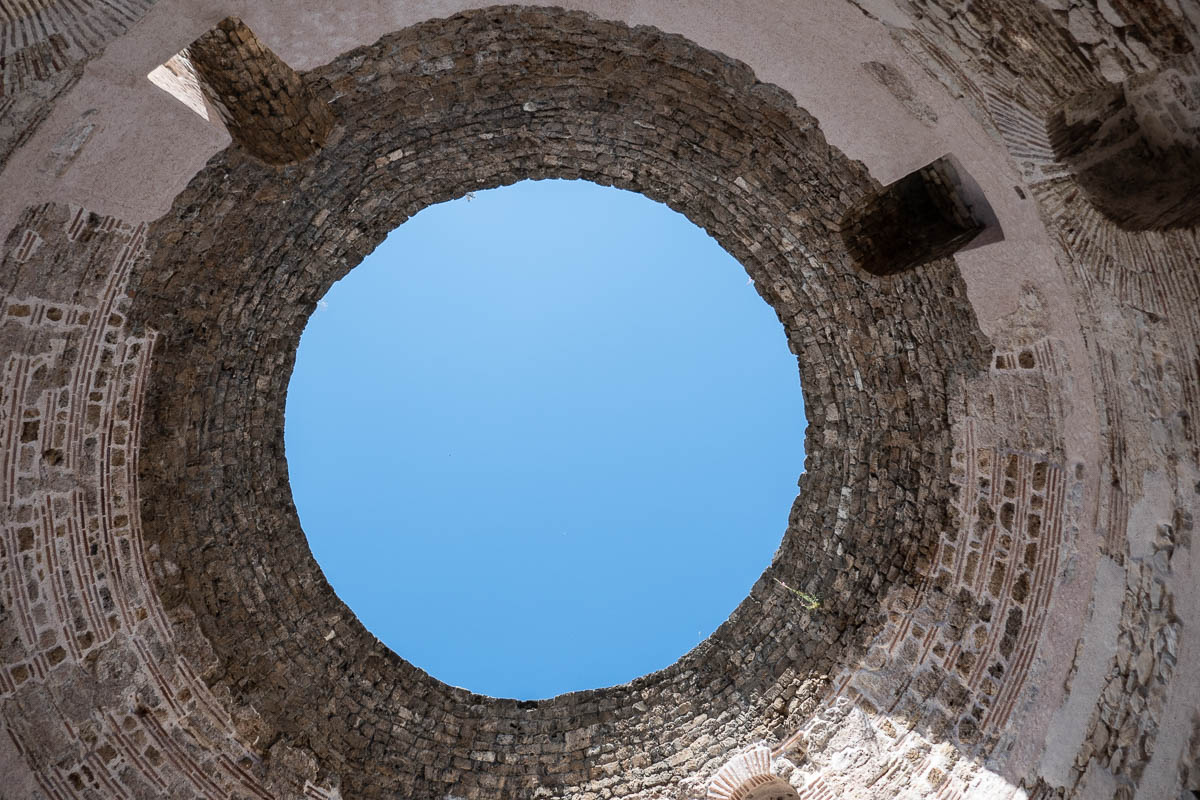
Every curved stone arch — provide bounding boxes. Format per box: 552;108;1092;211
126;5;988;798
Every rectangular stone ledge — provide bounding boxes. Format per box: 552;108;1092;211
152;17;335;166
838;155;986;277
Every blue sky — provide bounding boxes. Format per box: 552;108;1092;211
284;179;806;699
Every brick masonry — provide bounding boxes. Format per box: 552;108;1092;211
838;156;984;276
1;2;1197;800
0;0;157;166
127;10;987;797
183;18;334;165
846;0;1200;797
1045;53;1200;231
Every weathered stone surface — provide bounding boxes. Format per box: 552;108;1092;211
128;10;986;798
1047;54;1200;231
0;0;157;165
183;17;335;165
838;156;984;276
1;1;1198;799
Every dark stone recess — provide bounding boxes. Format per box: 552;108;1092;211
0;0;158;166
839;157;984;277
128;6;990;798
1047;58;1200;232
185;17;335;165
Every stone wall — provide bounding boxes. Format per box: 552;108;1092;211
838;156;984;275
1;1;1197;799
127;11;988;797
1046;53;1200;231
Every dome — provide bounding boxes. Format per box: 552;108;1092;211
1;2;1197;798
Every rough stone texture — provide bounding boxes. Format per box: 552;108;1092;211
838;156;984;276
1;1;1198;800
128;11;986;798
182;17;334;165
1047;53;1200;231
848;0;1200;797
862;61;938;127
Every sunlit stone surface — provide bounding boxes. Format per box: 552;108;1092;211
1;2;1197;799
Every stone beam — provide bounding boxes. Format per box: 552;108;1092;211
184;17;334;165
839;156;984;277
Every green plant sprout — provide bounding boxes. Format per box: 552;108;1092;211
775;578;821;610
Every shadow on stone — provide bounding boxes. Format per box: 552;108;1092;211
1047;56;1200;232
839;156;987;277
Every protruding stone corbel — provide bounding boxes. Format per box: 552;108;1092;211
1047;57;1200;231
181;17;335;165
707;744;799;800
838;155;984;277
